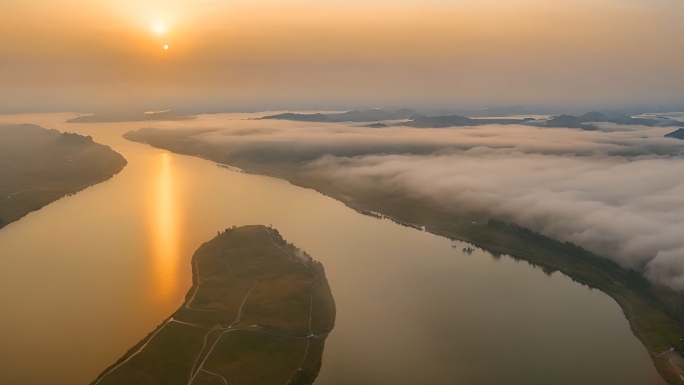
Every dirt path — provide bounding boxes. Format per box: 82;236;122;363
92;318;174;385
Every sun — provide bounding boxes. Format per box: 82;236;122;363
152;20;166;35
164;45;169;50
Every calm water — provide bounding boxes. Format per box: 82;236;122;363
0;113;666;385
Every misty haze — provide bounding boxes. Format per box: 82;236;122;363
1;1;684;385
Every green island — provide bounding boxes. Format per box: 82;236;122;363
125;127;684;385
0;124;126;229
91;225;336;385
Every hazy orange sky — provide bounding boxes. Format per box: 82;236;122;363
1;0;683;112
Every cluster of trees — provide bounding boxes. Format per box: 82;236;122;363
487;219;621;270
56;132;94;145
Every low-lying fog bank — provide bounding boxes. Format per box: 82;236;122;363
139;114;684;288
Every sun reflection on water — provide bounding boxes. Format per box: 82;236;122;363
148;152;181;301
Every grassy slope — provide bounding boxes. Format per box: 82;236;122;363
92;225;336;385
124;129;684;385
0;124;127;229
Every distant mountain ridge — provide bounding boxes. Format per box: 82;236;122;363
426;106;554;118
399;114;534;128
260;108;418;122
546;111;682;131
400;111;681;131
261;108;683;131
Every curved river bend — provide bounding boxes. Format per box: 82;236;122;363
0;114;666;385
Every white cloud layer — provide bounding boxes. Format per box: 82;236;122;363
194;118;684;287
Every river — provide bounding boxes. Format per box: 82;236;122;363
0;113;666;385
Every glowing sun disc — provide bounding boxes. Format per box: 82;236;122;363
164;45;169;50
153;21;166;35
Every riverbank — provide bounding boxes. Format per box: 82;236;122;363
90;225;336;385
0;124;126;230
124;128;684;384
232;163;684;384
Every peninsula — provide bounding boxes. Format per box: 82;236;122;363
125;127;684;384
0;124;126;229
91;225;336;385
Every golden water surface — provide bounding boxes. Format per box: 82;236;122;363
0;113;667;385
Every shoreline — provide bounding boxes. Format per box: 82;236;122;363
90;225;336;385
0;124;127;231
122;134;684;384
